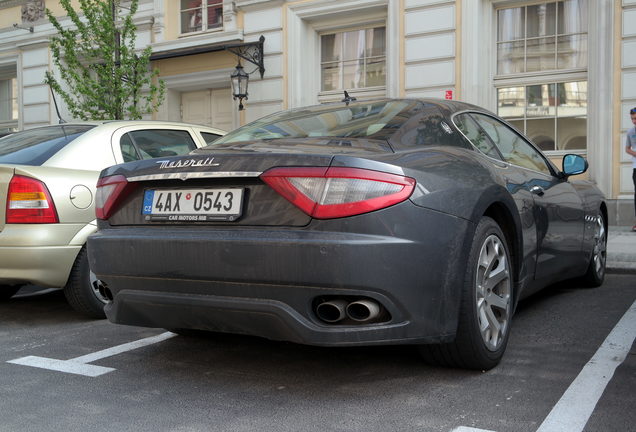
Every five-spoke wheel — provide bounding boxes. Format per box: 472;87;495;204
475;234;511;352
419;216;514;370
581;213;607;287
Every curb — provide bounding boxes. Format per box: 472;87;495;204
606;227;635;275
606;265;636;275
605;267;636;275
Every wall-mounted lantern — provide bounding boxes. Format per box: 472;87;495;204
230;63;249;111
148;35;266;112
226;35;265;111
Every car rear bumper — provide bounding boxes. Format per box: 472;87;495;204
89;206;473;346
0;245;81;287
105;289;451;346
0;224;86;287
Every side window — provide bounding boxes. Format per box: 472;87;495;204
201;132;221;145
471;114;552;175
122;130;197;160
120;134;140;162
397;106;470;149
453;114;502;160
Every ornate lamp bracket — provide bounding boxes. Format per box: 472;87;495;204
226;35;265;79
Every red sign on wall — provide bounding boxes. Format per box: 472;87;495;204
445;90;453;100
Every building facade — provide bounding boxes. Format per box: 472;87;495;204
0;0;634;224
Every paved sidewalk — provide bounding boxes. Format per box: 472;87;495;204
607;226;636;274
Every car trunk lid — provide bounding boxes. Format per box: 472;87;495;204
101;139;398;227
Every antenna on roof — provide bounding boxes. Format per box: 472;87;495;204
341;90;357;106
48;85;67;124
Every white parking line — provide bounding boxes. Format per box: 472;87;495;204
535;299;636;432
71;332;176;363
7;356;115;377
451;299;636;432
7;332;176;377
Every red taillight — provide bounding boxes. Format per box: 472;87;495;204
95;175;132;220
260;167;415;219
5;175;59;224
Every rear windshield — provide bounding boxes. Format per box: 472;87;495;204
215;100;415;145
0;125;95;166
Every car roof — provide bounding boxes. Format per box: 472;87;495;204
11;121;226;135
289;97;495;118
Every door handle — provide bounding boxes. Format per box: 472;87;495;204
530;186;545;196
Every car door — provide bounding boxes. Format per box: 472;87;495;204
469;113;586;284
453;113;540;284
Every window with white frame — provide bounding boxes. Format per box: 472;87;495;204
320;26;386;93
180;0;223;34
0;72;18;134
495;0;587;152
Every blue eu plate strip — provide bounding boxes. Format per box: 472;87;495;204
142;190;155;214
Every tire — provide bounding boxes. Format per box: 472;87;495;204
579;213;607;288
0;285;22;301
419;217;514;370
63;246;108;319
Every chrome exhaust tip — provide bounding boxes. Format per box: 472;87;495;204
316;299;348;323
346;299;381;322
97;281;113;302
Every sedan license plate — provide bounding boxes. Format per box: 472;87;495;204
142;188;243;222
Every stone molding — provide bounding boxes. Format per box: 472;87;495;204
0;0;29;10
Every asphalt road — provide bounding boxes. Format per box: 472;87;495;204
1;275;634;432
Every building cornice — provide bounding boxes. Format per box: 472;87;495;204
15;37;48;48
234;0;285;10
0;0;27;10
287;0;387;18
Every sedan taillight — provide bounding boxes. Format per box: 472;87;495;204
95;175;134;220
6;175;59;224
260;167;415;219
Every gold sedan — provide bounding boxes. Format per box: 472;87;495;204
0;121;225;317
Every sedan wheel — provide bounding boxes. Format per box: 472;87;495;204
419;216;513;370
580;213;607;287
63;246;107;319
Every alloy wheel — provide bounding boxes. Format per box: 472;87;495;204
475;234;511;351
592;216;607;277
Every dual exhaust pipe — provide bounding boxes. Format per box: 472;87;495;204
315;299;382;324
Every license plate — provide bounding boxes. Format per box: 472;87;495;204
142;188;243;222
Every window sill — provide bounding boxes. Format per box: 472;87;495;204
493;69;587;83
178;26;224;38
318;86;387;103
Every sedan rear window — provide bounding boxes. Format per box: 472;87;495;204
0;125;95;166
201;132;222;144
120;129;198;161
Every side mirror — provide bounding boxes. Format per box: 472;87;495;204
562;154;588;177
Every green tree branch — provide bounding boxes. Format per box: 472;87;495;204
44;0;165;120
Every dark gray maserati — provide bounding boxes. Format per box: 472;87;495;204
87;99;607;370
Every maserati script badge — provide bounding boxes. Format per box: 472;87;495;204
156;157;220;169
